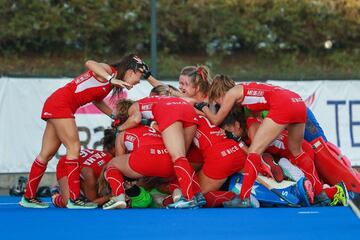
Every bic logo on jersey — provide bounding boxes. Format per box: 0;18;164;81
150;148;168;155
220;145;240;157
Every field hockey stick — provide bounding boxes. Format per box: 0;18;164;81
256;176;301;207
348;194;360;219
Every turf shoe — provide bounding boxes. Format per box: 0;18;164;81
261;153;284;182
330;182;349;206
50;185;60;196
172;188;182;202
295;177;314;207
19;196;50;208
166;196;197;209
194;192;206;207
223;195;260;208
278;157;304;182
313;191;331;207
67;198;98;209
103;194;127;210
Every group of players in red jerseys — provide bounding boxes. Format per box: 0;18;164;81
20;54;357;209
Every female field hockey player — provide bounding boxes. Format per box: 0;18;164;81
197;75;348;207
20;54;145;209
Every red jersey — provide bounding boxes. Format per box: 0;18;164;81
123;125;164;152
194;115;243;156
64;70;115;110
79;149;112;177
137;96;159;119
137;96;193;119
240;82;283;112
56;148;111;180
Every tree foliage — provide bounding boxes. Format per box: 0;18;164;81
1;0;360;56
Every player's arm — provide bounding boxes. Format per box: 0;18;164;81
116;103;142;132
202;85;244;125
115;131;127;156
85;60;132;89
80;167;98;201
92;195;111;206
146;75;164;87
85;60;112;81
92;100;113;117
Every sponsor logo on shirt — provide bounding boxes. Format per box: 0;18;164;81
43;112;52;116
220;145;240;157
150;148;168;155
247;89;264;96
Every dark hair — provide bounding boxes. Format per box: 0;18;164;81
110;53;143;99
220;105;246;132
101;128;116;152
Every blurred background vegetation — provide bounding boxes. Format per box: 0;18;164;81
1;0;360;80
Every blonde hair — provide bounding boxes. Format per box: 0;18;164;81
208;74;235;103
150;85;171;96
115;99;134;122
150;84;180;96
180;65;212;94
97;167;111;197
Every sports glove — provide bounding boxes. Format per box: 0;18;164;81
111;119;121;129
225;130;242;142
194;102;209;111
140;118;154;126
141;62;151;79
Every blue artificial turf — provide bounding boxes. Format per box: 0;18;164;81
0;196;359;240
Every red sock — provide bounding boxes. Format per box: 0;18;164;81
52;194;66;208
191;174;201;193
24;157;47;199
105;166;125;196
240;153;261;199
162;195;174;206
323;186;338;199
291;152;323;195
204;191;236;208
168;180;180;193
65;158;80;201
173;157;197;200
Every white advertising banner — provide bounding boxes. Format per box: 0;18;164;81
0;77;154;173
0;77;359;173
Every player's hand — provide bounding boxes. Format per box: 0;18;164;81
225;130;242;142
111;119;122;129
110;78;133;90
133;56;151;79
194;102;209;112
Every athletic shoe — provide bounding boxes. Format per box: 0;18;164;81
172;188;182;202
278;157;304;182
223;195;260;208
103;194;127;210
166;196;197;209
67;198;98;209
295;177;314;207
19;196;49;208
313;191;331;207
194;192;206;207
261;153;284;182
330;182;349;206
50;185;60;196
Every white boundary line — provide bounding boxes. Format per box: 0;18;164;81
348;200;360;219
0;201;51;206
